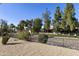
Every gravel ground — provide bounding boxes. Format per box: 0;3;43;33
47;37;79;50
0;38;79;56
31;35;79;50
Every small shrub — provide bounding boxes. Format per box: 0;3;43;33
47;34;54;38
2;33;10;45
38;34;48;43
17;31;31;41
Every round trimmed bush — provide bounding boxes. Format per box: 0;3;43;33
38;34;48;43
2;33;10;45
17;31;31;41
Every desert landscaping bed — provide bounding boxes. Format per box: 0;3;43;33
0;37;79;56
31;35;79;50
47;37;79;50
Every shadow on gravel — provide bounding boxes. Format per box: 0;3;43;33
6;43;21;45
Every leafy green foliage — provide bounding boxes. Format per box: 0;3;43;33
53;6;62;32
26;19;33;29
18;20;26;30
0;19;10;45
53;3;79;34
0;19;9;33
2;32;10;45
10;24;15;29
43;8;51;32
33;18;42;32
62;3;77;32
38;34;48;43
9;23;16;32
17;31;31;41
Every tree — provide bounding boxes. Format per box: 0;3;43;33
26;19;33;29
10;23;15;29
43;8;51;32
53;6;62;32
18;20;26;31
63;3;78;33
33;18;42;32
0;19;9;35
9;23;16;32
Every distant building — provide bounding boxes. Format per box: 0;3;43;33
41;23;53;30
24;26;28;30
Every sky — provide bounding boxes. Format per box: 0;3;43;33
0;3;79;26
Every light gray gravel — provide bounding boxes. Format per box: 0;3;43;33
0;37;79;56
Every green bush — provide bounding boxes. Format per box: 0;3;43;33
2;33;10;45
38;34;48;43
17;31;31;41
9;33;17;38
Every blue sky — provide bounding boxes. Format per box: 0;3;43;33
0;3;79;26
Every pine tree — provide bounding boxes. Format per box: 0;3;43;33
63;3;77;32
43;8;51;32
33;18;42;32
53;6;62;32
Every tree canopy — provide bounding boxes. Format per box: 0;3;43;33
43;8;51;32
